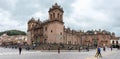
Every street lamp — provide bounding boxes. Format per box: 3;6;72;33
81;35;82;47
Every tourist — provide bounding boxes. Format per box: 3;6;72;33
95;47;98;57
48;46;50;51
19;46;22;55
95;47;102;58
86;46;89;51
103;46;106;51
58;46;60;54
110;45;113;51
78;47;80;52
98;47;102;57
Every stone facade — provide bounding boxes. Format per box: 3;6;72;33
27;3;119;47
28;3;64;45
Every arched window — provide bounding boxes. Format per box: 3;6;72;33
58;13;59;19
53;13;55;19
45;27;47;31
51;30;53;33
60;15;62;20
60;32;62;35
50;14;52;19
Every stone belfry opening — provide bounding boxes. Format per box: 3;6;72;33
48;3;64;22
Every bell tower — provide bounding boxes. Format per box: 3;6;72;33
48;3;64;22
46;3;64;44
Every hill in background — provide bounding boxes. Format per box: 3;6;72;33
0;30;26;36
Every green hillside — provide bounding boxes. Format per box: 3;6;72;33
0;30;26;36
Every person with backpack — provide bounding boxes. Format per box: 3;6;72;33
95;47;102;58
98;47;102;57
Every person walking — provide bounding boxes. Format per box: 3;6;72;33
19;46;22;55
95;47;102;58
58;46;60;54
103;46;106;51
98;47;102;57
48;45;50;51
110;45;113;51
78;47;80;52
95;47;98;57
86;46;89;51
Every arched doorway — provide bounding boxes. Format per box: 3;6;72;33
116;41;118;45
112;41;115;44
44;39;47;43
93;39;98;48
116;41;119;48
112;41;115;48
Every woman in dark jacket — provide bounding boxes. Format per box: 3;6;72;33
19;46;22;55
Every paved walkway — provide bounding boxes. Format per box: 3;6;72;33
0;47;120;59
85;49;119;59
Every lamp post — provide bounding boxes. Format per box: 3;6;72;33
80;34;83;48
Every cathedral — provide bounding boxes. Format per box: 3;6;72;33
27;3;119;47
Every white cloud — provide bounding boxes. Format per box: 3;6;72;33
0;0;18;10
7;0;18;8
0;9;18;25
34;4;40;8
31;11;48;21
0;0;120;36
71;0;110;21
0;8;23;31
63;0;114;31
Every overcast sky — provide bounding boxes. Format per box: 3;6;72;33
0;0;120;36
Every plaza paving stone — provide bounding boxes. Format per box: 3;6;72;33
0;47;119;59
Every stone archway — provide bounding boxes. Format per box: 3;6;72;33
93;39;98;48
112;41;116;48
116;41;119;48
112;41;115;44
116;41;118;45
